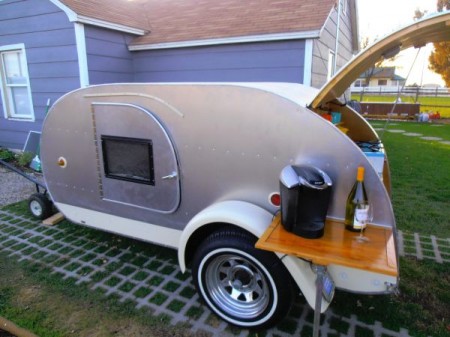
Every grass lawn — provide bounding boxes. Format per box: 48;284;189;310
0;251;193;337
351;94;450;117
375;121;450;237
0;121;449;337
328;120;450;337
331;257;450;337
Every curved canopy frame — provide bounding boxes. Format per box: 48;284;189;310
311;11;450;109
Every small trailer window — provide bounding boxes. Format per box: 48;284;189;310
101;136;155;185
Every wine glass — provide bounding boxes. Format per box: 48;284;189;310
353;202;373;243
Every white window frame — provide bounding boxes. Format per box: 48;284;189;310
341;0;347;16
0;44;35;121
354;79;363;87
327;50;336;81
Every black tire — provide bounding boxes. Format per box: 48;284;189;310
28;193;53;220
192;228;294;329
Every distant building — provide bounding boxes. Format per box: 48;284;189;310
353;67;406;88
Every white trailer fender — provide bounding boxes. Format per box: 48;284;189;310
178;200;330;312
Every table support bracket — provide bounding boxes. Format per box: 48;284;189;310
313;265;326;337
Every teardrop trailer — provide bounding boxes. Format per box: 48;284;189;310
29;13;449;332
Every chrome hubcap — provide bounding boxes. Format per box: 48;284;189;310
204;254;270;319
30;200;42;216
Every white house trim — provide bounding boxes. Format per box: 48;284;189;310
129;30;321;51
327;49;336;81
76;15;147;36
74;23;89;87
48;0;77;21
303;39;313;86
49;0;146;35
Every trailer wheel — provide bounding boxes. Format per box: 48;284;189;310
192;228;293;329
28;193;53;220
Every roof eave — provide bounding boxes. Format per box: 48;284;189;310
50;0;147;36
129;30;321;51
76;15;147;35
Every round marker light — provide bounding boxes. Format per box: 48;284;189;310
57;157;67;168
269;192;281;207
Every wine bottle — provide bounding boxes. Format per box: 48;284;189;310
345;166;369;232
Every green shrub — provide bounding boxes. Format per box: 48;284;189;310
17;152;34;167
0;148;15;162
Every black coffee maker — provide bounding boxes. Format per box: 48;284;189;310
279;165;332;239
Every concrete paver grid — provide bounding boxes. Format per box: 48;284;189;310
398;230;450;263
1;209;447;337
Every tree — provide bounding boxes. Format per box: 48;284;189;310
413;8;426;20
437;0;450;11
428;0;450;87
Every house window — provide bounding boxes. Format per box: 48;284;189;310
0;44;34;120
378;79;388;86
354;79;366;87
101;135;155;185
327;50;336;80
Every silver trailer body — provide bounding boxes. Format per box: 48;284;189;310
42;81;395;312
42;82;392;229
39;12;450;329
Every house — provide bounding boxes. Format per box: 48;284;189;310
352;67;406;88
0;0;359;150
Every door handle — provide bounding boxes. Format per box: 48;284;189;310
162;172;177;180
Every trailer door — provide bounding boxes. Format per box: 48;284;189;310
93;102;180;213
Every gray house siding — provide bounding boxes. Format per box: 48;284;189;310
311;3;355;89
133;40;306;83
0;0;80;149
85;26;135;84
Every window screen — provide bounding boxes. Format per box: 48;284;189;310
101;136;155;185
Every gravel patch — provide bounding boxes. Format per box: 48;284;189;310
0;166;44;207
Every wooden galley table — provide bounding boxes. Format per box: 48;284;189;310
256;215;398;337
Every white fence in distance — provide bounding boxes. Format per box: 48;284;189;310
351;86;449;97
